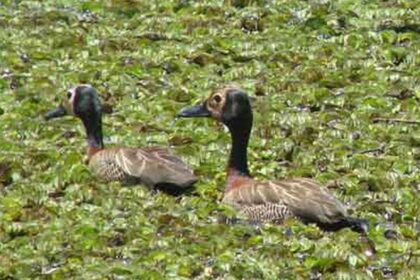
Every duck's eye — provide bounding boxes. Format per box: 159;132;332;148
213;95;222;103
67;91;72;99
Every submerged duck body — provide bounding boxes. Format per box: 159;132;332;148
46;85;197;190
223;175;359;231
178;85;366;232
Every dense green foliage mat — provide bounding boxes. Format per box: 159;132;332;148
0;0;419;279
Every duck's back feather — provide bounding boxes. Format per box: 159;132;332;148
89;147;197;188
222;177;348;225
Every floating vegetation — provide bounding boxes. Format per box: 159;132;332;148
0;0;419;278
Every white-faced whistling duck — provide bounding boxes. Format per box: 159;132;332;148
45;85;197;193
178;85;367;233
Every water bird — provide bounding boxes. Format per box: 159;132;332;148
45;85;197;193
177;85;367;233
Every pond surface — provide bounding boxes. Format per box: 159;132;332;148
0;0;419;278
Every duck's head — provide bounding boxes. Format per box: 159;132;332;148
45;84;101;121
177;85;253;130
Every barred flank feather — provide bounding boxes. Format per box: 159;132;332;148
240;203;291;223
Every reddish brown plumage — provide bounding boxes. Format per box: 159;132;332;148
87;146;102;160
226;168;253;192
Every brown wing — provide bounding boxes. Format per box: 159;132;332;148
143;147;193;168
273;178;348;224
89;147;197;188
223;177;348;225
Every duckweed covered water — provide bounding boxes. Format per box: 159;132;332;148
0;0;419;278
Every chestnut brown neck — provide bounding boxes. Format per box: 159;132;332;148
87;146;102;160
226;168;252;192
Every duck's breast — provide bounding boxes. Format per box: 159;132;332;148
88;148;136;183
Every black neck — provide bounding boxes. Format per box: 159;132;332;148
80;112;104;149
227;121;251;177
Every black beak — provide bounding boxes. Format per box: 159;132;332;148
177;103;210;118
45;105;67;120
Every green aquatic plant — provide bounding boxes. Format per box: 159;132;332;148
0;0;418;278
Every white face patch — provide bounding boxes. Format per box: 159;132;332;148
63;84;93;115
68;87;77;105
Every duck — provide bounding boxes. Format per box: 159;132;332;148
45;84;197;193
177;85;367;233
